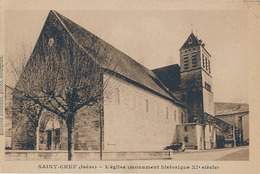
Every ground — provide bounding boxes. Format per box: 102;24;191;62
170;146;249;161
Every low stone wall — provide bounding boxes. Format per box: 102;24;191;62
5;150;172;161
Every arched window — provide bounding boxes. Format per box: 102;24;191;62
166;107;169;119
202;54;205;68
184;126;188;132
208;60;211;73
206;57;208;70
145;99;149;113
114;88;120;104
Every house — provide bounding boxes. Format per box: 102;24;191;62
214;102;249;146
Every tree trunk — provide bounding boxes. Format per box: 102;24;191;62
36;125;39;150
34;122;39;150
67;116;74;161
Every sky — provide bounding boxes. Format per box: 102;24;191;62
5;9;249;103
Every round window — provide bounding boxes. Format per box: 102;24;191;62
48;38;54;47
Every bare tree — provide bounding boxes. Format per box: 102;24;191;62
11;28;117;160
7;44;45;149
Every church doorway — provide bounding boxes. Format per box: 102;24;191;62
45;119;61;150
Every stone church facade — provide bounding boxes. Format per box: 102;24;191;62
8;10;245;153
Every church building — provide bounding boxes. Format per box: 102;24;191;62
9;10;234;155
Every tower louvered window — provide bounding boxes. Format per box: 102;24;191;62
206;57;208;70
202;54;205;68
208;60;211;73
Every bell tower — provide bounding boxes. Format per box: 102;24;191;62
179;32;214;123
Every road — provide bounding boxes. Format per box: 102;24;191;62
170;146;249;161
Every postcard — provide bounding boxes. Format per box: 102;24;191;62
0;0;259;173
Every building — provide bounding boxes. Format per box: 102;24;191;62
153;32;216;150
214;102;249;146
10;11;186;152
7;11;248;156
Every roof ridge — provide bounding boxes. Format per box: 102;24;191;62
51;11;101;67
49;11;183;106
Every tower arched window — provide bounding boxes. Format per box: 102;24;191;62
206;57;208;70
202;54;205;68
208;60;211;73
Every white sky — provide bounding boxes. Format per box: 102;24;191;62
5;9;249;103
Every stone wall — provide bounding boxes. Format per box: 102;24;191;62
5;150;172;161
176;123;198;149
12;98;103;151
180;69;204;122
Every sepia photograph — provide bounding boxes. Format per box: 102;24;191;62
1;1;259;173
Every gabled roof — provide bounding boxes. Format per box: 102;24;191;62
44;11;183;106
214;102;249;116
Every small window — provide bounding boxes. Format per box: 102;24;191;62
174;110;177;121
145;99;149;113
192;54;196;58
114;88;120;104
166;107;169;119
184;67;189;70
205;82;211;92
184;136;188;142
184;63;189;66
184;126;188;132
184;60;189;63
193;48;195;50
192;65;197;68
188;37;192;44
181;113;184;123
184;56;188;59
209;125;211;132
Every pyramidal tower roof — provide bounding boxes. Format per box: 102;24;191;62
180;32;211;56
181;32;202;49
29;10;183;106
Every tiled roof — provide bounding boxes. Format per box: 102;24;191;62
51;11;182;105
214;102;249;116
